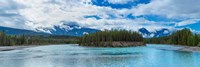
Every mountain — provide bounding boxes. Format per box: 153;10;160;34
138;28;173;38
0;24;99;36
35;24;100;36
0;26;48;35
0;25;173;37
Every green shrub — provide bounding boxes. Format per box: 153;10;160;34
198;42;200;47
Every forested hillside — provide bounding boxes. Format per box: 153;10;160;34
0;32;78;46
145;29;200;46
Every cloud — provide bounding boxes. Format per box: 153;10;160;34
107;0;136;4
0;0;28;29
132;0;200;19
175;19;200;26
130;0;200;28
0;0;199;32
15;0;139;30
16;0;99;29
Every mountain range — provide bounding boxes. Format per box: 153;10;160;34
0;25;173;37
35;24;99;36
138;28;173;38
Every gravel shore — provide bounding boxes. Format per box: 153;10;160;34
0;45;36;51
178;46;200;52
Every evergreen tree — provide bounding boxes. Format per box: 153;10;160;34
146;28;200;46
80;30;143;46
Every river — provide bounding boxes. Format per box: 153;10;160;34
0;44;200;67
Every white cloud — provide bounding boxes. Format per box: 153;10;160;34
14;0;139;30
0;0;200;32
107;0;136;4
15;0;100;29
132;0;200;19
175;19;200;26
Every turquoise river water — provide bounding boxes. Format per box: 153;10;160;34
0;44;200;67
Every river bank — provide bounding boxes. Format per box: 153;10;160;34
178;46;200;52
0;44;78;51
158;44;200;52
0;45;38;51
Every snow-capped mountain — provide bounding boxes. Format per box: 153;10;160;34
138;28;174;38
35;24;100;36
0;25;174;37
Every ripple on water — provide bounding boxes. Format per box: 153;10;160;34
0;44;200;67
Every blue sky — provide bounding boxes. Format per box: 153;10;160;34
0;0;200;33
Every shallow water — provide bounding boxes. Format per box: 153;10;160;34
0;44;200;67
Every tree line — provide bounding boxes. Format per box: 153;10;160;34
0;31;79;46
145;28;200;46
79;30;144;46
2;28;199;47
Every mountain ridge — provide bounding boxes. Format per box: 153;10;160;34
35;24;100;36
0;26;175;37
138;28;173;38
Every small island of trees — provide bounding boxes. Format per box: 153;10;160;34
79;30;145;47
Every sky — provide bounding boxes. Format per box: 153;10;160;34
0;0;200;33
